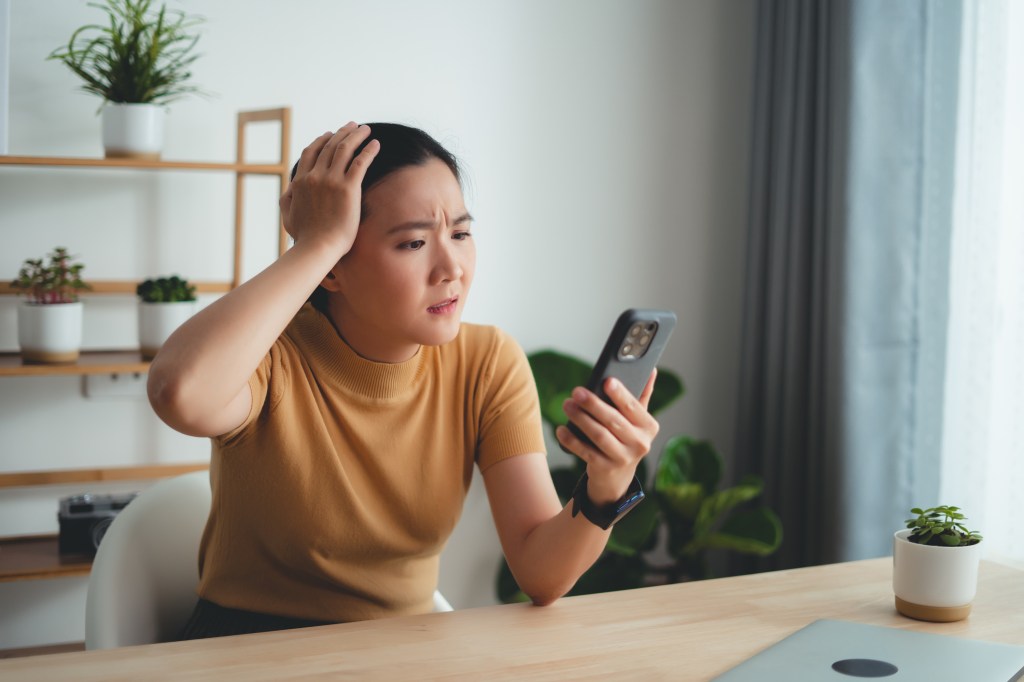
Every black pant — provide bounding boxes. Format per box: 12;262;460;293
180;598;335;640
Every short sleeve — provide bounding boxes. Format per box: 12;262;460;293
475;329;546;472
214;342;285;447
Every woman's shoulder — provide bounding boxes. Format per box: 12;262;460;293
445;322;528;374
451;322;520;354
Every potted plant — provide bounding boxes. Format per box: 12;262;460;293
496;350;783;602
136;275;196;359
11;247;91;364
48;0;206;159
893;505;983;622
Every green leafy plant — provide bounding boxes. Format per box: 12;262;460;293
48;0;206;106
12;247;91;304
136;275;196;303
905;506;982;547
496;350;783;603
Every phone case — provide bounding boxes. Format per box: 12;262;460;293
565;308;677;451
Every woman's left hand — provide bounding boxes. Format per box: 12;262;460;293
555;370;660;506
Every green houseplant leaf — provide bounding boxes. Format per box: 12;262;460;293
136;275;196;303
496;347;782;603
528;350;591;428
48;0;208;106
655;436;722;519
702;507;783;556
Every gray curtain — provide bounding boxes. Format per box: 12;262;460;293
733;0;962;572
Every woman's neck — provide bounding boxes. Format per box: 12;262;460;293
321;302;420;364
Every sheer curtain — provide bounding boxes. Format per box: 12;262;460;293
941;0;1024;564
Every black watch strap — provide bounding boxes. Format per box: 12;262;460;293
571;472;645;530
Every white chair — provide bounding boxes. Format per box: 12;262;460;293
85;470;211;649
85;470;452;649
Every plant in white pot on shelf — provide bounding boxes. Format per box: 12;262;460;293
11;247;91;364
893;505;983;623
48;0;206;159
136;275;196;359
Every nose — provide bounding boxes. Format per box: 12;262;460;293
430;241;464;285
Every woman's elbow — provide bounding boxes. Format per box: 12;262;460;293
523;580;572;607
147;363;204;435
529;593;562;608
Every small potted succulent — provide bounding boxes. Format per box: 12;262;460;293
893;505;983;622
136;275;196;359
48;0;206;159
11;247;91;364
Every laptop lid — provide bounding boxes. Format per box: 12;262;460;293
713;619;1024;682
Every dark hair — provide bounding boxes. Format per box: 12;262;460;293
290;122;461;199
293;123;462;311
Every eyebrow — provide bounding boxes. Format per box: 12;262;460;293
386;212;474;236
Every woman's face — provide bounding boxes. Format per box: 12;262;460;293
324;158;475;363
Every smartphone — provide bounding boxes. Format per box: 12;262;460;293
564;308;677;451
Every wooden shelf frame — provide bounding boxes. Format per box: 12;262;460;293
0;462;208;490
0;351;149;376
0;106;291;292
0;106;292;373
0;109;275;583
0;463;208;582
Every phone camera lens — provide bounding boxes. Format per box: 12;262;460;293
621;343;633;356
640;334;651;345
629;324;643;337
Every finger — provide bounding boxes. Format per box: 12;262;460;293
638;369;658;410
555;425;601;467
329;124;374;172
563;396;630;464
602;377;658;432
295;130;334;178
344;137;381;183
313;121;359;172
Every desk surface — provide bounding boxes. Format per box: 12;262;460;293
4;558;1023;680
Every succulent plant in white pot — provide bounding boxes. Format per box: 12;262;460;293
11;247;91;364
136;275;196;359
48;0;206;159
893;505;983;622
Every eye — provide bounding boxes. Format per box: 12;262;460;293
453;231;472;241
400;239;426;251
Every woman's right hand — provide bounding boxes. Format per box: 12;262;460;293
279;122;381;258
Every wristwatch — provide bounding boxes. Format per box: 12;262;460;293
571;472;645;530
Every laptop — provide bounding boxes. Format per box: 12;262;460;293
713;619;1024;681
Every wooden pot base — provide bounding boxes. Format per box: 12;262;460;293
21;350;80;365
895;596;972;622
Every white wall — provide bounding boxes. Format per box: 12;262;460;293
0;0;755;649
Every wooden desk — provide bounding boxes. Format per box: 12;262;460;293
3;558;1022;680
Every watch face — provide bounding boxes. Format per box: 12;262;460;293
572;473;646;529
611;487;645;525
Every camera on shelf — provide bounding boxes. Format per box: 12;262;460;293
57;492;138;556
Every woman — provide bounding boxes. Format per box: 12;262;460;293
148;122;661;638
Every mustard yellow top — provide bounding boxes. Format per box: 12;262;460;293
197;304;545;622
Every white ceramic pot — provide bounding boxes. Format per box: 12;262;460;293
17;301;84;364
892;528;982;622
138;301;195;359
101;103;165;160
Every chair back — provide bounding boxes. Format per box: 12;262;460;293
84;470;211;649
85;469;453;649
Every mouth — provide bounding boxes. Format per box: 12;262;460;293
427;296;459;315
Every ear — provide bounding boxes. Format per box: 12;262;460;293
319;264;345;294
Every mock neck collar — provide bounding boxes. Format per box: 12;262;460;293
289;304;426;401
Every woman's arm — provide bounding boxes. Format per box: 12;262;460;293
482;372;659;605
148;123;379;437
